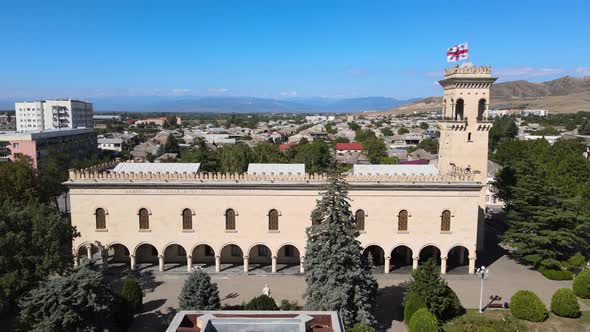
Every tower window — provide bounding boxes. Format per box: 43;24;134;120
468;133;472;142
478;99;486;120
455;99;464;120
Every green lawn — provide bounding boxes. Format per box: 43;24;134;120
442;309;590;332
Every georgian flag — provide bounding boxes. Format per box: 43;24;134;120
447;42;469;62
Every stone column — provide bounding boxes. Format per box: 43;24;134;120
384;256;391;274
458;247;465;265
86;244;93;260
186;255;192;272
412;256;419;270
243;256;249;273
271;256;277;273
469;256;476;274
441;257;447;274
299;260;304;274
158;255;164;272
130;255;136;271
215;255;221;272
74;255;80;267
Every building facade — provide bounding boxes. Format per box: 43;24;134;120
67;64;496;276
0;128;97;170
15;99;93;132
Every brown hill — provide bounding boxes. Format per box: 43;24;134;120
375;75;590;115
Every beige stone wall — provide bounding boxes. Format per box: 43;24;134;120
70;184;481;269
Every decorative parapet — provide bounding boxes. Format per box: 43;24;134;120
67;168;476;184
444;63;491;77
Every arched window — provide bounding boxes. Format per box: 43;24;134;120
455;99;464;120
478;99;486;120
398;210;408;231
182;209;192;230
95;208;106;229
268;209;279;231
225;209;236;230
441;210;451;231
355;209;365;231
139;208;149;229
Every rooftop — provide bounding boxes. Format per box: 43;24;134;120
248;163;305;175
165;311;343;332
335;142;363;151
353;164;438;176
112;162;200;174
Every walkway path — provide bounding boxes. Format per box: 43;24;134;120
126;253;580;332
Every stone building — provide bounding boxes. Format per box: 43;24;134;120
67;63;496;275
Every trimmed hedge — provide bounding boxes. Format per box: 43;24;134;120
120;277;143;314
509;290;547;322
347;323;376;332
551;288;581;318
538;266;573;280
409;308;438;332
573;270;590;299
245;294;278;310
403;291;427;324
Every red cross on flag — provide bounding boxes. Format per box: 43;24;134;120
447;42;469;62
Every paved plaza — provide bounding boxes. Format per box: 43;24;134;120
122;251;584;332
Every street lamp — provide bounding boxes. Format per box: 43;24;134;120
476;266;490;314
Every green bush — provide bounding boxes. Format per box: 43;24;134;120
573;270;590;299
120;277;143;314
509;290;547;322
347;323;375;332
443;312;526;332
279;299;301;310
403;291;427;323
245;295;278;310
551;288;581;318
538;265;573;280
409;308;438;332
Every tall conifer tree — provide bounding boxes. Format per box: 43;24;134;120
303;169;378;327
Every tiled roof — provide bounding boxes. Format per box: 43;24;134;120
247;163;305;174
112;162;200;174
335;142;363;150
353;164;438;176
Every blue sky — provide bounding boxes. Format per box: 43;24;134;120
1;0;589;100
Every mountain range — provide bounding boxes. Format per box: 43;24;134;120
380;75;590;115
0;96;418;113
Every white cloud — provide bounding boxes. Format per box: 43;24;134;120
279;90;297;97
574;67;590;76
172;88;192;95
494;66;565;79
208;88;229;93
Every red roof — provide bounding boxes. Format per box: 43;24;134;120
335;142;363;151
279;142;298;151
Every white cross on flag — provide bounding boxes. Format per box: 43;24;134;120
447;42;469;62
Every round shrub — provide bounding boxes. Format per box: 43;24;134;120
120;277;143;314
573;270;590;299
409;308;438;332
551;288;581;318
348;323;376;332
403;291;427;323
179;270;221;310
509;290;547;322
538;266;573;280
245;294;278;310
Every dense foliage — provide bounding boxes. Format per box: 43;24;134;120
550;288;580;318
244;295;279;310
347;323;376;332
488;116;518;152
509;290;547;322
537;266;573;280
0;198;76;314
573;270;590;299
403;291;427;323
304;170;378;327
120;277;143;313
405;258;463;321
407;138;439;154
442;310;526;332
178;270;221;310
18;265;123;331
408;308;438;332
354;129;388;163
494;139;590;268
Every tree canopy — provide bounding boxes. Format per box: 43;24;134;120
304;170;378;327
